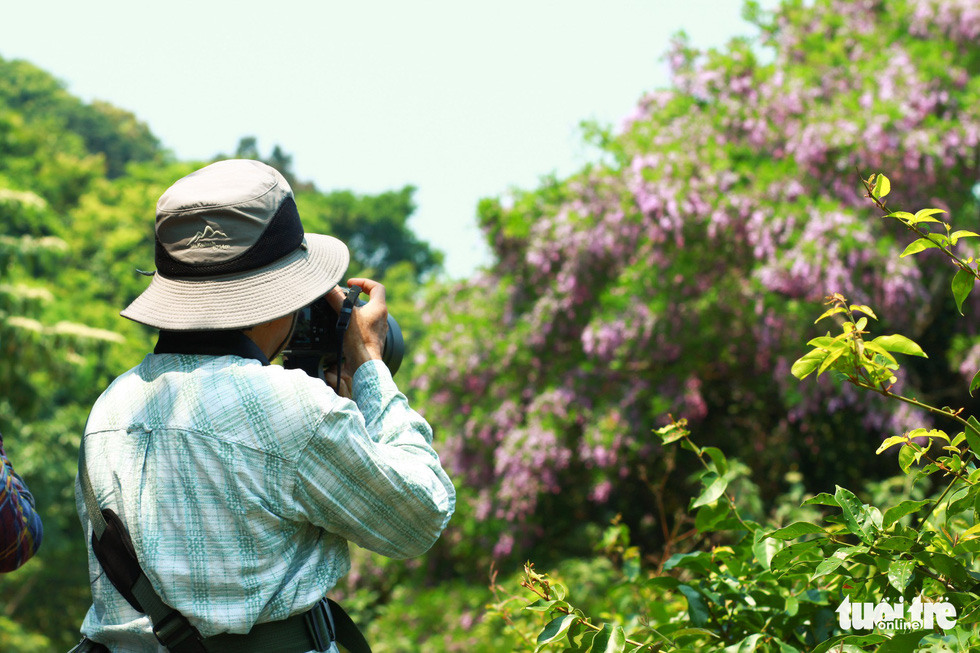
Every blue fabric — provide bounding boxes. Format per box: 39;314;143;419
0;431;42;573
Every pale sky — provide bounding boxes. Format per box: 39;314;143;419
0;1;778;278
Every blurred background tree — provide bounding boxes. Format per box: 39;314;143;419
409;0;980;576
6;0;980;649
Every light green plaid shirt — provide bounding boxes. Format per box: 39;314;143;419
75;354;455;651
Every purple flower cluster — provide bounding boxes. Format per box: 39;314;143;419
410;0;980;559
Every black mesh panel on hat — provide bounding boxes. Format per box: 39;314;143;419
154;196;305;278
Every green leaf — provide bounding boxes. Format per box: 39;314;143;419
874;630;929;653
701;447;728;476
885;211;915;222
753;529;782;571
590;623;626;653
654;423;688;445
814;306;846;323
887;559;914;593
646;576;679;591
772;637;803;653
677;585;710;628
882;499;932;529
875;535;915;551
817;345;846;376
873;174;890;199
665;627;719;640
912;551;973;585
811;635;888;653
524;598;569;613
950;229;980;244
899;238;940;257
952;268;975;315
876;435;908;454
898;444;917;473
729;634;765;653
791;349;826;379
862;341;899;366
691;472;728;509
970;370;980;397
695;500;729;532
811;545;868;580
849;304;878;320
966;416;980;455
872;334;927;358
680;438;701;455
802;492;840;507
537;613;578;645
765;521;827;540
770;539;823;573
912;207;947;223
835;485;875;543
807;335;836;348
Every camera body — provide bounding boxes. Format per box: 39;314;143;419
282;288;404;380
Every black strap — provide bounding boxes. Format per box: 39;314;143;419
154;330;270;365
332;286;361;393
328;598;373;653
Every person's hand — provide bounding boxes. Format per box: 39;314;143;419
325;277;389;372
322;364;353;399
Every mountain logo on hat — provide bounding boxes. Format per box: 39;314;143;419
188;224;231;250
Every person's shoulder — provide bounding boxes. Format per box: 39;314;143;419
241;362;343;414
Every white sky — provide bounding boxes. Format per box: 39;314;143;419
0;1;777;278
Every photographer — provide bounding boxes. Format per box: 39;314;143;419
72;159;455;652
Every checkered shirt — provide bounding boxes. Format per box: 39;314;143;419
75;355;455;651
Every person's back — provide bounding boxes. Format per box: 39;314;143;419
73;160;455;652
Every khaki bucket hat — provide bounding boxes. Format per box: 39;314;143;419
121;159;349;330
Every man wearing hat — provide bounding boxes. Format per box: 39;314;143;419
73;159;455;652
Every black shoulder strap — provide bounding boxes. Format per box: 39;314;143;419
79;442;208;652
154;330;270;365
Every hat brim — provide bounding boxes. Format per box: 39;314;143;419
121;234;350;330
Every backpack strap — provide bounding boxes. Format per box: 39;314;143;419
78;441;372;653
79;442;208;652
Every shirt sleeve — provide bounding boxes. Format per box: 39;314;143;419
0;432;43;573
291;360;456;559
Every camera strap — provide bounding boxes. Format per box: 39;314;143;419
154;330;270;365
332;286;362;394
78;440;372;653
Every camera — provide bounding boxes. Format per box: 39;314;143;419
282;286;404;380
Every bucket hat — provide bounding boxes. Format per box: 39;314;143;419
121;159;349;330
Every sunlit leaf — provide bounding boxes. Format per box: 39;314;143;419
848;304;878;320
872;334;927;358
911;207;947;223
873;173;890;199
952;267;975;315
950;229;980;244
899;238;940;257
814;306;846;323
791;349;826;379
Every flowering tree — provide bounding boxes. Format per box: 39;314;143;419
412;0;980;561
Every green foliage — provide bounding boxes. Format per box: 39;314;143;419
412;0;980;578
486;175;980;651
0;55;162;179
0;57;447;648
